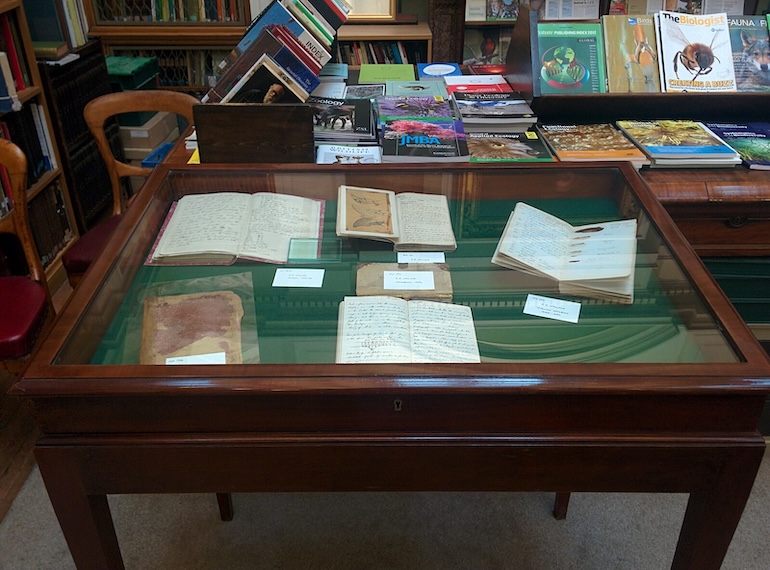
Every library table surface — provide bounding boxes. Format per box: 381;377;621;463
15;162;770;570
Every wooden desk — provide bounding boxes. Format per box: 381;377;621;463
15;163;770;570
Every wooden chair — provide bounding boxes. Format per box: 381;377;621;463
61;90;199;288
0;139;55;376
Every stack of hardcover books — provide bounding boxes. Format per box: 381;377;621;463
202;0;352;105
537;123;649;169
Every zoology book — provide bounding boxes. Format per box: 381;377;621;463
536;22;607;94
148;192;324;265
335;295;480;363
655;11;736;92
491;202;638;304
336;185;457;251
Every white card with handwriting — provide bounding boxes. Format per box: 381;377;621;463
523;294;580;323
272;268;325;288
383;271;435;290
397;252;446;264
166;352;227;365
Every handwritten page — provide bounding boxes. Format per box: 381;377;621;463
394;193;457;251
240;193;323;263
408;300;480;363
155;192;252;258
336;296;413;363
495;202;572;279
336;296;480;363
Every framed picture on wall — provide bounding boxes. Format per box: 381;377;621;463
347;0;397;21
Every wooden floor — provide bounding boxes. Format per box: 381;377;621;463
0;280;72;523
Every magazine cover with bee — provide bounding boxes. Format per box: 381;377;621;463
536;22;607;95
655;11;737;92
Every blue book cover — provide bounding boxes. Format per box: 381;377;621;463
417;62;462;79
273;45;321;93
616;120;740;159
705;122;770;169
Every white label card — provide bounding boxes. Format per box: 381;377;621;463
383;271;435;290
272;268;325;288
166;352;227;365
397;252;446;264
523;294;581;324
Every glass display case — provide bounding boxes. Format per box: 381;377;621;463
17;162;770;570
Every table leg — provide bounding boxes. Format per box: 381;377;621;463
36;448;125;570
671;446;764;570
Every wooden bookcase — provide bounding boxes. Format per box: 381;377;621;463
334;22;432;66
81;0;252;95
0;0;76;291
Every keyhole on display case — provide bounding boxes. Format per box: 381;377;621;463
393;399;403;411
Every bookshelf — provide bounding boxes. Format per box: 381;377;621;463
333;22;432;66
0;0;76;291
37;39;123;234
81;0;251;95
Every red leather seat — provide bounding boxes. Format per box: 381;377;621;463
61;213;122;276
0;276;49;359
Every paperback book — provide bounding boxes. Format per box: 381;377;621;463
536;21;607;94
452;91;536;132
376;95;456;121
147;192;324;265
616;119;741;166
492;202;638;304
602;15;661;93
219;53;310;104
306;95;378;144
726;15;770;92
335;296;480;364
655;11;736;92
416;62;463;79
443;73;514;93
385;80;449;97
336;185;457;251
537;123;650;167
358;63;415;83
380;118;471;163
316;144;382;163
467;131;555;163
204;27;319;103
703;122;770;170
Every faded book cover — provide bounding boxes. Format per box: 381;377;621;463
140;291;244;365
602;15;661;93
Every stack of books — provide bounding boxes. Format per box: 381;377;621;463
616;120;741;168
452;91;536;133
310;61;348;98
201;0;352;104
376;94;470;163
704;122;770;170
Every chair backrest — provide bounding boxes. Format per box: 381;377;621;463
0;138;48;296
84;90;200;216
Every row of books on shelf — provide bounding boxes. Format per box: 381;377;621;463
536;12;770;94
26;179;72;267
0;12;31;93
0;100;58;183
333;40;425;66
22;0;88;60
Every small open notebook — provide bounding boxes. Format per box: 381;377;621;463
492;202;638;304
